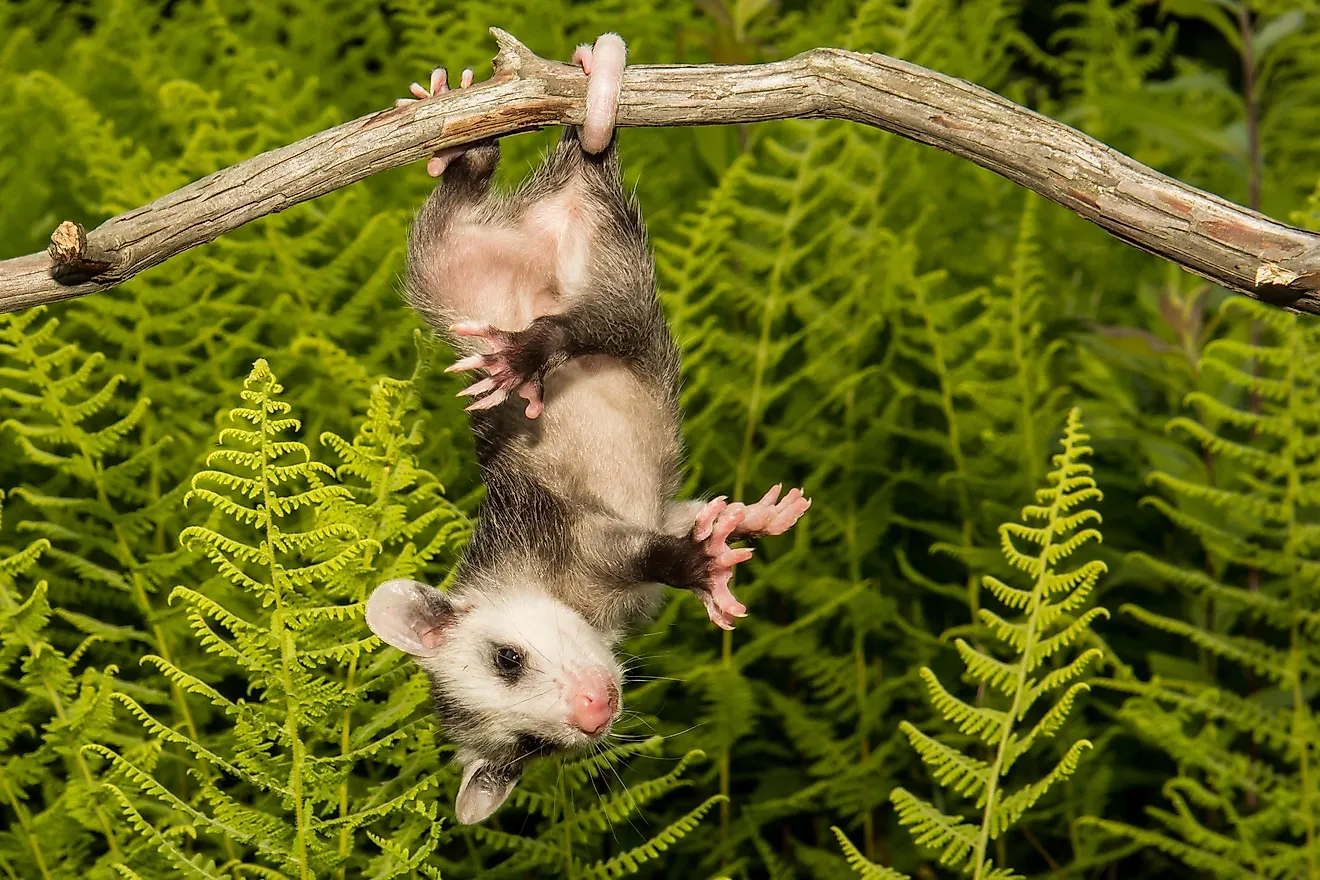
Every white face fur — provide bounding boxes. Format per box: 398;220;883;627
365;578;624;824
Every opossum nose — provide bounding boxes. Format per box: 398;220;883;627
569;671;618;735
572;697;612;735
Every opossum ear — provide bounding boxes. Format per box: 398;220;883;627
365;578;460;657
455;757;522;825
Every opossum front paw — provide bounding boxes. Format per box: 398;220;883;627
689;497;754;631
733;484;811;538
395;66;477;177
445;321;556;419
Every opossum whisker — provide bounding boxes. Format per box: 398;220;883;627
618;649;674;663
498;687;556;711
613;710;655;727
603;747;649;832
583;741;619;843
587;738;649;838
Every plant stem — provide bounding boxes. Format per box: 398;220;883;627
724;120;812;857
339;395;414;874
562;772;576;879
1009;198;1042;492
1281;327;1317;878
0;776;53;880
0;563;123;865
258;385;311;880
1237;4;1261;214
843;384;878;861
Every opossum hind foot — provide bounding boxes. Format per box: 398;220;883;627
446;320;568;419
395;65;478;177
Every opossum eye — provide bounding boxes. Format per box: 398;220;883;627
493;646;525;680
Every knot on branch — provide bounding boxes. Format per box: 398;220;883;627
48;221;116;282
1254;262;1320;312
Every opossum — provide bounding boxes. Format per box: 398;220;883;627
364;34;811;825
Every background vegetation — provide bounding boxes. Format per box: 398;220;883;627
2;0;1319;877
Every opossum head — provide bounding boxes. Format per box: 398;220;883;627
365;578;623;824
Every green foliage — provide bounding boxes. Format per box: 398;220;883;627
0;490;125;879
3;0;1320;878
1081;295;1320;878
889;410;1108;879
833;826;912;880
97;358;411;877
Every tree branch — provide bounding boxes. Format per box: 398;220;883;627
2;27;1317;315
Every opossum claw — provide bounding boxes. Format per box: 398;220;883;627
463;388;510;412
692;496;727;541
446;354;487;373
448;322;549;420
688;498;752;629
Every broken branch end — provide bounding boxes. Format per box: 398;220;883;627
47;221;115;277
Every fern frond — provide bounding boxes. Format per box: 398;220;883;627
832;826;912;879
1108;287;1320;875
918;667;1010;743
0;490;126;871
890;787;979;868
894;408;1108;878
899;721;992;801
1121;605;1297;684
583;795;727;878
1079;817;1269;878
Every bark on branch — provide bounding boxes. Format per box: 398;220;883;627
2;27;1318;315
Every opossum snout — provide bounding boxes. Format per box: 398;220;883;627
566;667;619;735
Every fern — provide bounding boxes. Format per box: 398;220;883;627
834;826;913;879
0;306;166;619
96;359;416;877
76;355;719;878
456;743;718;879
0;305;215;793
652;4;1068;869
311;338;470;872
0;490;125;877
4;1;1320;877
653;105;928;871
1084;295;1320;878
888;188;1074;643
889;408;1108;878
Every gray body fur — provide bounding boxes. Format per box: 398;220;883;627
402;127;719;777
407;127;700;636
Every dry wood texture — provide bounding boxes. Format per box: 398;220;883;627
1;28;1317;315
